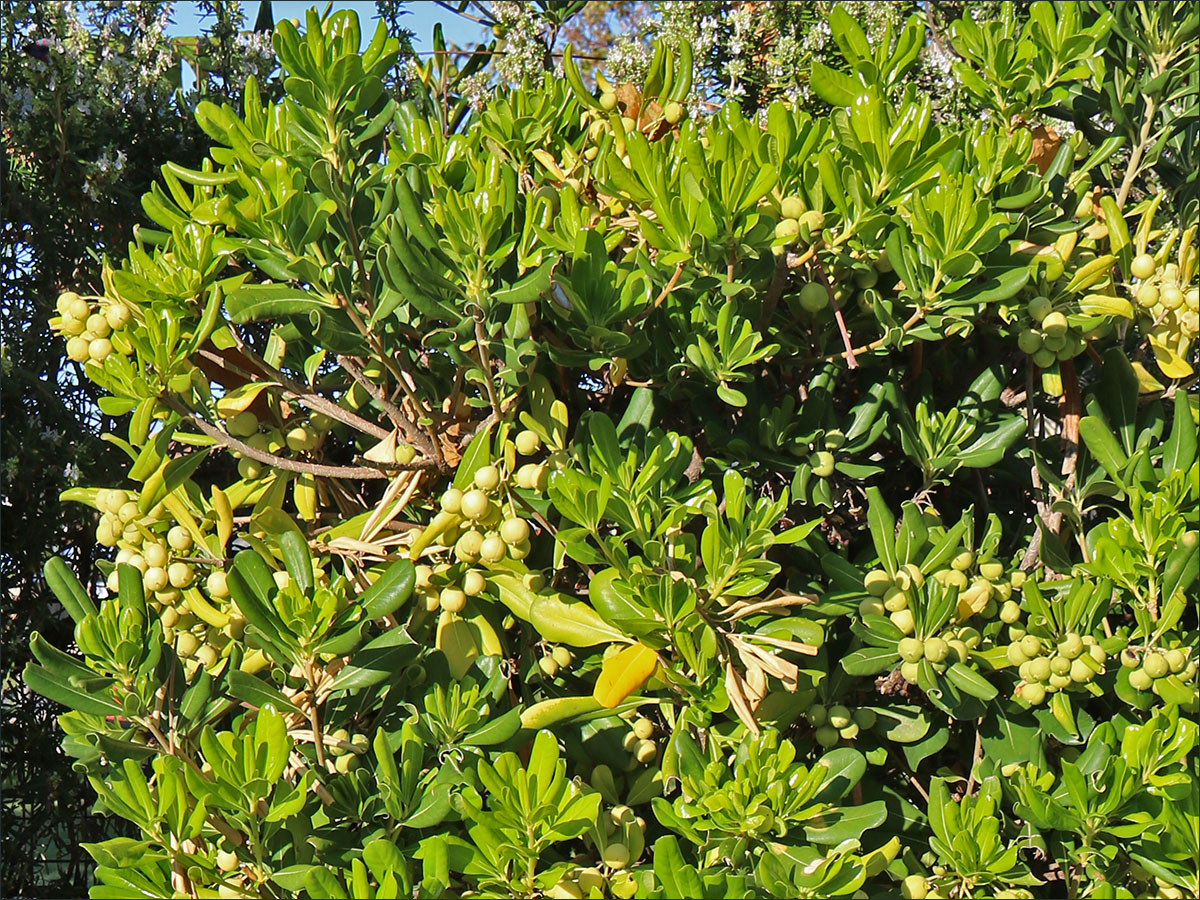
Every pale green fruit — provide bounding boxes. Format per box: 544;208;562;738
500;517;530;545
167;525;193;552
439;587;467;614
226;411;259;437
552;646;573;669
859;597;886;617
1130;253;1156;280
864;569;892;596
1042;311;1069;337
890;609;915;635
775;218;801;241
454;530;484;563
781;195;806;219
462;570;486;596
285;424;319;451
663;101;684;124
479;535;507;563
1143;653;1169;679
1029;657;1052;682
828;705;852;729
167;562;195;589
1000;600;1021;624
460;489;491;520
810;451;835;477
1129;668;1153;690
979;561;1004;580
901;874;928;899
1027;296;1053;321
1021;682;1046;705
515;429;541;455
807;703;828;726
1165;648;1187;673
923;637;949;663
474;464;502;490
1058;633;1084;659
602;842;631;869
633;717;655;740
143;541;168;569
143;566;169;592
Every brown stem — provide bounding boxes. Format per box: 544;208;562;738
196;347;391;441
809;255;859;368
797;310;925;366
336;355;433;454
163;397;430;479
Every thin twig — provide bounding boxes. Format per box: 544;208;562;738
162;397;432;479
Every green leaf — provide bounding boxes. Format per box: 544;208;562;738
225;284;336;323
226;670;304;715
23;662;123;716
809;62;860;106
804;799;887;844
865;487;897;575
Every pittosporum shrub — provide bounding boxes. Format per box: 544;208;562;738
27;6;1198;899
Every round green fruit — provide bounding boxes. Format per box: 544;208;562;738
1019;635;1042;658
799;282;829;312
663;101;684;124
1029;657;1052;682
781;195;806;219
473;465;502;491
807;704;828;727
515;430;541;455
460;489;491;520
1143;653;1169;679
1041;312;1069;337
828;705;852;729
1130;253;1156;280
600;92;618;111
1058;633;1084;659
810;451;836;477
1165;649;1187;673
891;609;915;635
538;655;559;678
1050;655;1072;676
900;661;920;683
1021;682;1046;705
901;874;928;899
899;637;925;663
1027;296;1053;321
775;218;800;242
440;588;467;614
1006;642;1028;667
923;637;949;664
814;725;839;748
462;569;486;596
852;708;877;729
1018;330;1043;354
859;597;886;617
864;569;892;596
479;535;507;563
1128;668;1153;691
500;517;530;545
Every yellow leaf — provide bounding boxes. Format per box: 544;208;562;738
1130;361;1165;394
293;472;317;522
215;381;277;417
1079;293;1132;319
1150;336;1195;379
593;642;658;708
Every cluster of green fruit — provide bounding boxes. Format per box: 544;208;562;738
806;703;876;747
1007;630;1107;706
94;487;160;550
617;714;660;766
860;551;1019;637
412;429;547;565
549;804;647;899
1121;645;1196;696
538;644;574;679
326;728;370;774
99;496;196;598
221;408;324;479
1131;251;1200;349
50;291;130;365
1017;295;1088;366
773;195;826;253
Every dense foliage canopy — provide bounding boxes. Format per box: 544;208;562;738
21;3;1200;899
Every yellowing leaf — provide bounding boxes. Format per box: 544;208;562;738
1079;293;1132;319
593;642;657;709
215;381;277;417
363;430;397;463
1150;336;1194;379
294;472;317;522
1131;361;1165;394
